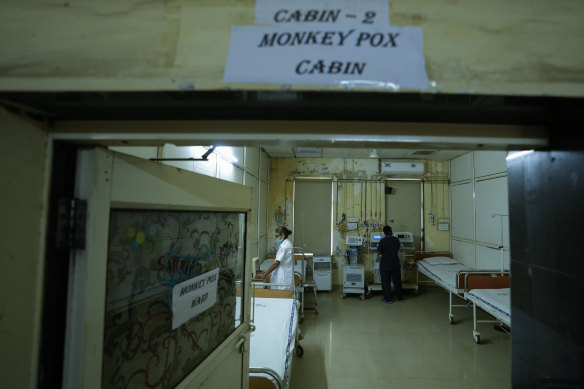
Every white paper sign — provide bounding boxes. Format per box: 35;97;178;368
171;267;220;329
224;26;429;90
255;0;390;26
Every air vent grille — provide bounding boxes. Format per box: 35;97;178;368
410;150;438;156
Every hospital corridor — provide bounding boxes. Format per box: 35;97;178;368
290;288;511;389
1;1;583;389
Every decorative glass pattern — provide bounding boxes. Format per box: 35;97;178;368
102;210;245;388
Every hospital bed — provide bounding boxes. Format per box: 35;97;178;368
262;249;317;321
463;272;511;344
415;252;473;324
237;281;303;389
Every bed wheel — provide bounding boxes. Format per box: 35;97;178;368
295;345;304;357
474;334;480;344
449;315;454;325
341;292;346;299
359;294;366;301
412;289;419;297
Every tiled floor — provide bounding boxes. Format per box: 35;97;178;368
290;285;511;389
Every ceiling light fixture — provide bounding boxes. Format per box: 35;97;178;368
369;149;380;158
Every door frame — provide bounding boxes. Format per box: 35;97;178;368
62;147;253;389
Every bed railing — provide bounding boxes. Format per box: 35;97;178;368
249;367;284;389
461;270;510;291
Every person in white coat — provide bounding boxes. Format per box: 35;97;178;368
256;226;294;290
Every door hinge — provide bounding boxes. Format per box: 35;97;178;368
56;198;87;249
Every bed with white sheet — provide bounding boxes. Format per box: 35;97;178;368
416;254;472;324
237;284;302;389
464;285;511;344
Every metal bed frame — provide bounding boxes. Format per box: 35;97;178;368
462;271;511;344
416;261;472;324
248;281;303;389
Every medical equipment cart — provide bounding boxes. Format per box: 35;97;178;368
342;236;366;300
395;231;418;296
313;255;332;291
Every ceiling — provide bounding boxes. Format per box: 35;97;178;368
261;146;468;160
1;90;582;155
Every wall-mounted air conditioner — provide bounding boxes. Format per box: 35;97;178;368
380;161;425;175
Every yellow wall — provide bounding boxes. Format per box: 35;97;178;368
0;0;583;96
268;158;450;285
0;108;51;389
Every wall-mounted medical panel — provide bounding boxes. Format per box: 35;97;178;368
450;152;473;183
476;245;510;271
475;177;509;247
474;151;507;178
450;183;474;240
451;239;475;269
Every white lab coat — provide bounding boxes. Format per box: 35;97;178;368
270;239;294;290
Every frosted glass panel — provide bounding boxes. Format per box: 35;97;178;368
103;210;246;389
476;245;510;271
451;183;474;240
451;239;475;268
475;177;509;246
450;152;473;183
474;151;507;177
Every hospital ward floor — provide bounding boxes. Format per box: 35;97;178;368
289;285;511;389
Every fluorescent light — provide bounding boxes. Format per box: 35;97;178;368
506;150;534;161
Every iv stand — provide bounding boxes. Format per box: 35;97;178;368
492;213;508;272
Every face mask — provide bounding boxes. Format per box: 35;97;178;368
276;238;283;244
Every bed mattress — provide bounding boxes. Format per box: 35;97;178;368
417;259;471;289
467;288;511;326
236;296;299;385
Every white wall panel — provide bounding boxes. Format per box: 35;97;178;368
161;144;194;172
450;152;473;183
259;237;268;261
260;150;269;181
109;146;157;160
476;245;510;271
451;183;474;240
244;147;259;175
451;240;475;268
193;153;217;177
475;177;509;246
219;158;243;184
259;181;268;236
217;146;244;167
245;172;259;239
474;151;507;177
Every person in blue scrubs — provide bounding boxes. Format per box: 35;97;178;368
377;225;404;303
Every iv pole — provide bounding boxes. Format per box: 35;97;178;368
492;213;508;272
